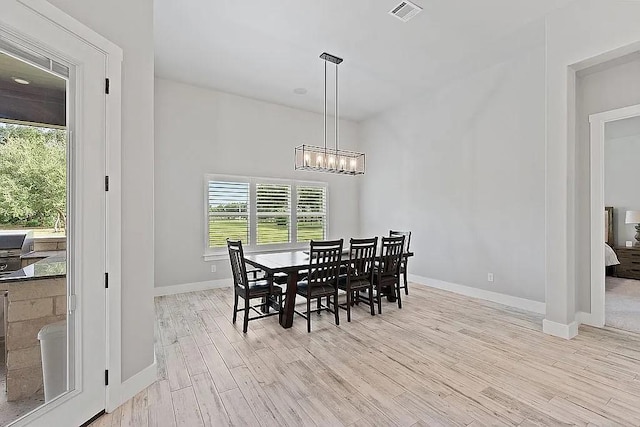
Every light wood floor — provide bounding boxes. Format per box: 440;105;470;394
90;284;640;426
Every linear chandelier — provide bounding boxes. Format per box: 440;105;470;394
295;53;365;175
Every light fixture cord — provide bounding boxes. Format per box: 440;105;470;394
335;62;339;152
324;59;327;156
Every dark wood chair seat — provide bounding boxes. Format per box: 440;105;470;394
296;281;335;298
238;279;280;293
338;275;371;290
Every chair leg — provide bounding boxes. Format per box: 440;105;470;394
232;293;238;323
346;288;352;322
334;292;340;326
404;270;409;295
396;279;403;309
307;298;312;333
265;296;270;314
377;285;382;314
317;297;321;314
243;298;250;333
369;286;375;316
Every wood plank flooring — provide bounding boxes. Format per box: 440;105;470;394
91;284;640;426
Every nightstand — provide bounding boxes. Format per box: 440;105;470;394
615;246;640;280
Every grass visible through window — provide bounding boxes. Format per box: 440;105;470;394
208;218;323;248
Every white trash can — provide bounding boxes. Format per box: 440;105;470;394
37;320;67;402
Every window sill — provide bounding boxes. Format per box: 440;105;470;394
203;244;308;262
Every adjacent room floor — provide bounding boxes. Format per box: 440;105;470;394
91;285;640;426
606;276;640;334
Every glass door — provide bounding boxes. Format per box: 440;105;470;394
0;46;69;426
0;2;112;425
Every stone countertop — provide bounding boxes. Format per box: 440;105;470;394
0;253;66;284
20;250;66;260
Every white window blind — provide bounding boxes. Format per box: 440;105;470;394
205;175;328;255
207;180;250;248
297;185;327;242
256;183;291;245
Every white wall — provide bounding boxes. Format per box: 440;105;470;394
360;39;547;303
544;0;640;334
48;0;155;381
605;129;640;245
154;78;361;289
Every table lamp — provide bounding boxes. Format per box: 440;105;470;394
625;210;640;246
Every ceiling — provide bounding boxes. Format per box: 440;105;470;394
0;52;65;92
0;52;66;127
154;0;572;121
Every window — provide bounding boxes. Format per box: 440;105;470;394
256;183;291;245
205;175;327;256
207;180;250;248
297;185;326;242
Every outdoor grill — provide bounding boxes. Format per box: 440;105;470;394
0;231;34;277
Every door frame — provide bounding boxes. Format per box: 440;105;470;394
3;0;124;420
588;103;640;328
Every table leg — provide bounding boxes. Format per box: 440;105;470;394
280;271;298;328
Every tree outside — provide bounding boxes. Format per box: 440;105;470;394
0;123;67;233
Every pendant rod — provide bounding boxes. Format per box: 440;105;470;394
324;60;327;153
335;62;339;152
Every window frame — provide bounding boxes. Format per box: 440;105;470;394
203;174;329;260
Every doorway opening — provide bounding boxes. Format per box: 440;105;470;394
592;110;640;334
584;51;640;334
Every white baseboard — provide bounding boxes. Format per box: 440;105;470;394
107;362;157;411
154;279;231;296
408;274;546;314
542;319;579;339
576;311;604;328
120;361;157;405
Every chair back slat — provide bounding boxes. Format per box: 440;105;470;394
227;239;249;294
307;239;343;291
378;235;405;278
348;237;377;283
390;230;411;253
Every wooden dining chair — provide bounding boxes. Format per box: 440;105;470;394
295;239;343;333
374;235;405;314
390;230;411;295
227;239;283;333
338;237;377;322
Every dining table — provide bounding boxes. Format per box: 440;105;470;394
243;249;413;328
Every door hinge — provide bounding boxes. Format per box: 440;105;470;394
105;370;109;386
105;272;109;289
105;176;109;191
68;294;77;312
105;78;110;94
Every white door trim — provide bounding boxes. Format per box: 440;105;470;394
12;0;125;416
588;103;640;328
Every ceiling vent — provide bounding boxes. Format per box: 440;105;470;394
388;1;422;22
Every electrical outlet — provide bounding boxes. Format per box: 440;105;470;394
487;273;494;282
211;265;217;273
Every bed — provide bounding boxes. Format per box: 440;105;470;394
605;206;620;269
